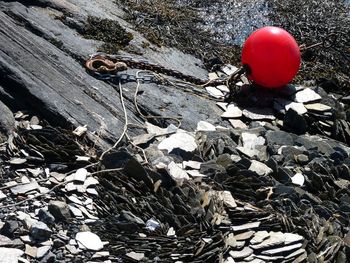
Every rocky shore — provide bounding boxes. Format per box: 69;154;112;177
1;1;350;263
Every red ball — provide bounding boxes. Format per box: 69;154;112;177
241;26;301;88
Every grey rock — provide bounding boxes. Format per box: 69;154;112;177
48;200;71;221
284;109;308;135
0;220;19;237
30;222;52;241
265;130;294;146
121;210;145;225
38;209;55;226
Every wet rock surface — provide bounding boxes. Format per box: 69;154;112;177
1;0;350;263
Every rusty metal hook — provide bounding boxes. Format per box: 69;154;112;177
299;32;337;52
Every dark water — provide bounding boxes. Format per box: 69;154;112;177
198;0;270;45
182;0;349;46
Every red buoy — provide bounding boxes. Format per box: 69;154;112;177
241;26;301;88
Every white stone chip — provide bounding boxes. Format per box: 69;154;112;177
241;133;265;150
242;107;275;120
73;125;88;136
208;72;219;80
182;161;201;170
186;170;206;178
206;86;224;98
158;133;197;153
221;104;242;118
221;64;239;75
304;103;332;112
76;231;104;251
249;160;273;176
285;102;307;115
216;102;228;111
196;121;216;131
167;162;189;184
126;251;145;261
0;190;6;201
294;88;322;103
216;85;230;93
229;119;247;129
74;168;88;182
291;173;305;186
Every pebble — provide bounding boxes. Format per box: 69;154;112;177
75;231;104;251
305;103;332;112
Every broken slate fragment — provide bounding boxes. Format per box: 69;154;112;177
293;88;321;103
30;222;52;242
76;231;103;251
249;160;273;176
291;173;305;186
229;119;247;129
241;133;265;150
242;107;275;120
229;247;253;259
74;168;88;182
126;251;145;261
158;132;197;153
304;103;332;112
167;161;189;184
221;104;242;118
48;200;71;221
10;181;39;195
262;243;303;256
206;86;225;98
250;231;286;249
196;121;216;131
